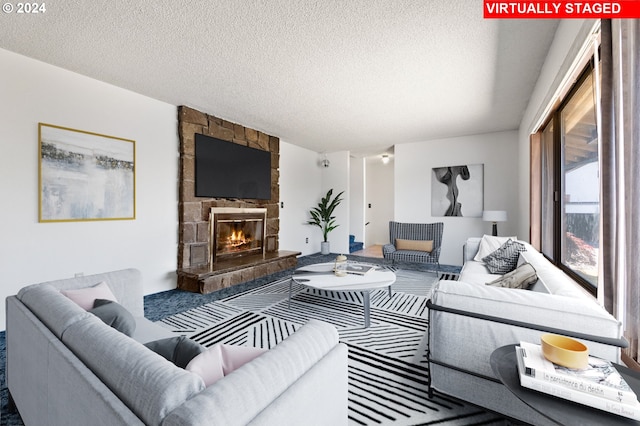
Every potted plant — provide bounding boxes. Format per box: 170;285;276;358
308;188;344;254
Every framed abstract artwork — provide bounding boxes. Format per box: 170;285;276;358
38;123;136;222
431;163;484;217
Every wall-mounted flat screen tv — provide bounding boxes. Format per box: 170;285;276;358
195;133;271;200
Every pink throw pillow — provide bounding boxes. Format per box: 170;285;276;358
185;344;267;387
61;281;117;310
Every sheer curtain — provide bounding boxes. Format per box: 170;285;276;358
599;19;640;366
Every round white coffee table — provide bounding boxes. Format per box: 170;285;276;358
289;262;396;328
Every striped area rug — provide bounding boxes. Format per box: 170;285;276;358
439;272;460;281
157;269;507;425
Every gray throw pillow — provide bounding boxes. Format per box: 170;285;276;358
90;299;136;337
487;262;538;290
144;336;206;369
482;239;526;274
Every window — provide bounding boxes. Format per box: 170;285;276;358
533;58;600;293
559;69;599;287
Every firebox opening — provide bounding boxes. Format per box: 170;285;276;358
216;219;262;255
210;207;267;264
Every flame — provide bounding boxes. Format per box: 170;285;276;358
226;229;249;248
217;222;258;255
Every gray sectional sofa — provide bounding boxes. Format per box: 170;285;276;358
427;237;627;425
6;268;348;426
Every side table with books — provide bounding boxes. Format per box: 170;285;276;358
491;344;640;425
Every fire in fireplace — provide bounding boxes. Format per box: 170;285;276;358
217;222;256;253
210;207;267;263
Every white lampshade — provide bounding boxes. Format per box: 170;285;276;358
482;210;507;222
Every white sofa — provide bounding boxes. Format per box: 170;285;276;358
427;237;626;425
6;269;348;426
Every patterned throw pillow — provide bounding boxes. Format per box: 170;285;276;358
482;239;526;274
473;235;518;262
487;262;538;289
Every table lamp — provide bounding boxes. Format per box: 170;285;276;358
482;210;507;236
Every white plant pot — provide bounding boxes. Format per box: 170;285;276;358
321;241;330;255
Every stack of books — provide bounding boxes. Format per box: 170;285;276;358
344;263;376;275
516;341;640;421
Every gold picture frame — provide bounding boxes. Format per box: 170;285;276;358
38;123;136;222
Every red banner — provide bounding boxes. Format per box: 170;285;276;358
484;1;640;19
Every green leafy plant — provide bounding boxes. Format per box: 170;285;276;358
307;188;344;242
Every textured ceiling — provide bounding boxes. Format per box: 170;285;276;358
0;0;558;156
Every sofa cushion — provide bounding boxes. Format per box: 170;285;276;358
61;281;117;310
483;239;525;274
62;315;205;426
161;319;344;426
473;235;518;262
515;251;548;293
186;344;268;387
144;336;206;369
396;239;433;252
17;283;92;339
90;299;136;337
34;269;144;317
431;280;622;342
131;317;175;344
519;247;591;300
487;262;537;290
459;260;502;285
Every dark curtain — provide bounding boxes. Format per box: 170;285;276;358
599;20;617;316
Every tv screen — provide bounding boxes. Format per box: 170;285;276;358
195;133;271;200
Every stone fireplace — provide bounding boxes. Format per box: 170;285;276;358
176;106;300;294
210;207;266;263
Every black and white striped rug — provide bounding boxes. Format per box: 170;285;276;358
157;269;506;425
439;272;460;281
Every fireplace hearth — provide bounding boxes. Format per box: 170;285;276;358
210;207;266;263
179;204;298;294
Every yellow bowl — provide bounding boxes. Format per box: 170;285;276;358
540;334;589;369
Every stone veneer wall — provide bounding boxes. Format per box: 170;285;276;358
178;106;279;269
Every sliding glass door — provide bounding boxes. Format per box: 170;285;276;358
535;59;600;293
559;69;599;287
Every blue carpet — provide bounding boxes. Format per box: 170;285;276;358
0;254;464;425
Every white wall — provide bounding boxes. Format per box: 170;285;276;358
322;151;350;255
349;156;365;245
365;156;394;245
517;19;597;240
279;146;350;255
0;49;179;330
394;131;519;266
278;141;322;255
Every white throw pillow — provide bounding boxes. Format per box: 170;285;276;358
473;235;518;262
186;344;267;387
61;281;117;310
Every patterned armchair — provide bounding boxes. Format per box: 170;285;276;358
382;221;444;270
